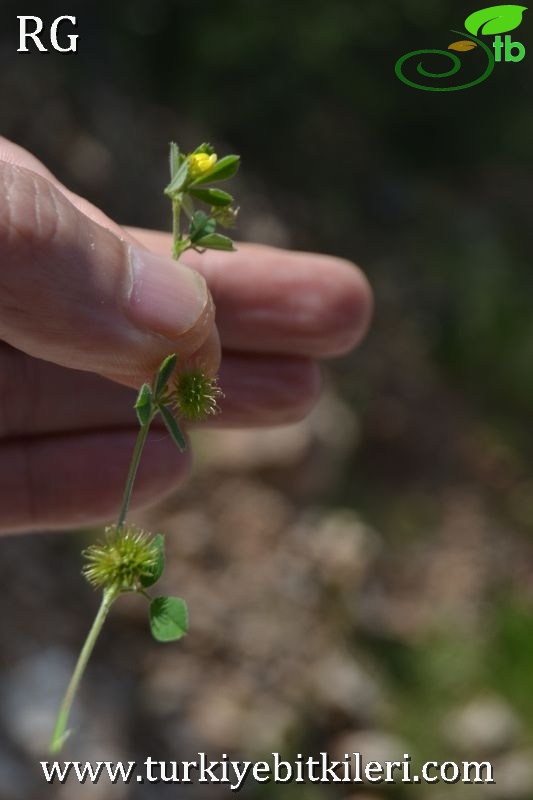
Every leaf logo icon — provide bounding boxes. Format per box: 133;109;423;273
448;40;478;50
464;5;527;36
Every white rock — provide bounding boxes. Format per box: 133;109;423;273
442;696;520;753
310;653;382;717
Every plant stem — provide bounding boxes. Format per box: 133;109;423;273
50;414;154;752
116;419;151;530
49;587;119;753
172;198;182;259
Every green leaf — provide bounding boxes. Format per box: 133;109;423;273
159;404;187;452
189;210;217;243
154;354;177;399
189;187;233;207
134;383;153;426
182;193;195;219
190;155;240;186
195;233;235;251
141;534;165;588
192;142;215;155
465;5;527;35
169;142;181;181
165;159;189;195
149;596;188;642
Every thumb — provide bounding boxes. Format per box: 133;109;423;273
0;162;217;384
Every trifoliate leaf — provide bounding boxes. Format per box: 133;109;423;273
149;596;188;642
134;383;153;426
140;534;165;588
195;233;235;251
189;210;217;243
154;354;177;399
464;5;527;36
159;404;187;452
190;187;233;207
190;155;240;186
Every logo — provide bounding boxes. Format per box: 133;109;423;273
395;4;527;91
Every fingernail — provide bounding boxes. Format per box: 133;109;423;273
126;247;209;338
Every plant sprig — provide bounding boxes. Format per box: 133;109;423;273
165;142;240;259
49;142;239;754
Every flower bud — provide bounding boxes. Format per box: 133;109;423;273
188;152;217;179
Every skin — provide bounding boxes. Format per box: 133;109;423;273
0;138;372;533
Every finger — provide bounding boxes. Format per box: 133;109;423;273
0;137;125;236
0;346;321;435
128;230;373;358
0;429;190;534
0;345;132;436
0;162;218;386
0;138;371;362
214;353;321;426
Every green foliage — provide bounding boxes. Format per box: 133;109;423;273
189;210;216;243
165;144;240;257
158;403;187;451
464;5;527;36
191;142;215;155
169;142;181;180
189;187;233;206
134;383;153;426
189;154;240;186
486;598;533;715
195;232;235;251
165;160;189;195
149;596;189;642
140;534;166;588
154;353;177;399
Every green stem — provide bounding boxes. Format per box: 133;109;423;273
172;198;182;260
49;587;119;753
116;419;151;530
50;415;154;753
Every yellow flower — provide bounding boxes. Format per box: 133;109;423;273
188;152;217;179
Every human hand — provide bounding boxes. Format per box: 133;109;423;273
0;138;372;533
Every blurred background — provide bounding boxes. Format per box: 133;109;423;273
1;0;533;797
